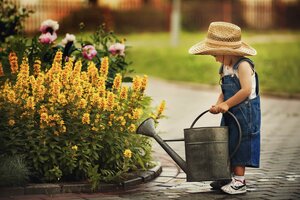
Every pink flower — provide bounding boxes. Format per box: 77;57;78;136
82;45;97;60
39;19;59;44
61;33;76;45
39;32;57;44
108;43;125;56
39;19;59;34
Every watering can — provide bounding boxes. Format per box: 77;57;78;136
136;110;242;182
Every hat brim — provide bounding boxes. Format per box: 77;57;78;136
188;40;257;56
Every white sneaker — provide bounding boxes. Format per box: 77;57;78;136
221;178;247;194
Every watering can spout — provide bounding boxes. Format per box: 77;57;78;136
136;118;188;173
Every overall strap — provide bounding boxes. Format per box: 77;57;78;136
233;57;254;70
233;57;259;95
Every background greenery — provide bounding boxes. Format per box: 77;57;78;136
121;31;300;95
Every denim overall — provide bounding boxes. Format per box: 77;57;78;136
220;58;261;168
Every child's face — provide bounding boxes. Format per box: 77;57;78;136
213;55;223;64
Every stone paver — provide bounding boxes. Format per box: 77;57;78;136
1;78;299;200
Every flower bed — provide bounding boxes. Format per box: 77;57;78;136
0;19;165;190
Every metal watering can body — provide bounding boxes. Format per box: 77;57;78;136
136;110;242;182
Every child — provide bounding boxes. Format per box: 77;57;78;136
188;22;261;195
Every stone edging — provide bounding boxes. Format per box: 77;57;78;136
0;162;162;197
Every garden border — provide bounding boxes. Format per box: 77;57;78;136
0;162;162;197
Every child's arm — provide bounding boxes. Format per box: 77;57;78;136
210;93;224;114
215;62;253;113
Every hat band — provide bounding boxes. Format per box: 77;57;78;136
205;38;242;48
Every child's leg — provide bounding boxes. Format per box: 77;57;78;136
233;166;245;176
221;165;247;194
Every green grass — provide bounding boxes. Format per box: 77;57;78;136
122;31;300;94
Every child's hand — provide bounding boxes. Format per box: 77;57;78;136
209;102;229;114
217;102;229;113
209;105;219;114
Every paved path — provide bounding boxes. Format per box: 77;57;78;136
4;78;300;200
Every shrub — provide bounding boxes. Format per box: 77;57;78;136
0;0;33;43
0;51;165;183
0;155;30;187
1;20;132;88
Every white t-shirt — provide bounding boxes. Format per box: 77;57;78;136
222;65;257;99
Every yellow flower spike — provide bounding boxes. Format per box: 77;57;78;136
33;59;41;76
100;56;109;79
106;92;115;111
25;96;35;110
75;85;83;97
87;61;99;84
8;119;15;126
58;93;67;105
37;85;46;101
71;145;78;151
98;97;107;110
128;124;136;133
82;113;90;124
132;76;141;92
123;149;132;159
0;62;4;76
53;131;59;136
73;60;82;74
132;108;142;120
120;86;128;100
79;98;87;109
9;52;18;74
61;126;67;133
7;90;16;103
40;112;49;122
112;73;122;91
141;75;148;92
157;100;166;118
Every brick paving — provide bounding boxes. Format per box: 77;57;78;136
1;78;299;200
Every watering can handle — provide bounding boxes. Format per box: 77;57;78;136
190;109;242;158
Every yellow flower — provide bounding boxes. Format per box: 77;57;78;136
8;119;15;126
132;108;142;120
82;113;90;124
58;93;67;105
33;59;41;76
61;125;67;133
128;124;136;133
9;52;18;74
123;149;132;159
40;112;48;122
79;98;87;109
7;90;16;103
112;73;122;91
120;86;128;99
106;92;115;111
132;76;141;92
100;56;109;79
71;145;78;151
98;98;106;110
141;75;148;92
157;100;166;118
0;62;4;77
25;96;35;110
54;131;59;136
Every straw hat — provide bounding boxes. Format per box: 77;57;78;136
189;22;256;56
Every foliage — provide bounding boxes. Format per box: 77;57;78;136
125;31;300;94
0;51;165;183
0;20;132;87
0;0;33;43
0;155;30;187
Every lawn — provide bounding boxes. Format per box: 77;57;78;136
122;31;300;95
